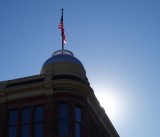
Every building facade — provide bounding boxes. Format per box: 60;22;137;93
0;50;119;137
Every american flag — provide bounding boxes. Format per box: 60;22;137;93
58;13;66;44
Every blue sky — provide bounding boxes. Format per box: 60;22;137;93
0;0;160;137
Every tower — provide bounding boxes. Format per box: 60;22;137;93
0;49;119;137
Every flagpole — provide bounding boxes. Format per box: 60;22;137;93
61;8;64;51
59;8;66;52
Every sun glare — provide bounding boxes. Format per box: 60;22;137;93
95;86;123;120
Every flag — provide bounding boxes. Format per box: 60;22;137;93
58;11;66;44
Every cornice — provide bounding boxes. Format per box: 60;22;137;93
0;74;44;84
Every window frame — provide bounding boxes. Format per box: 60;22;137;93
58;103;69;136
34;105;44;137
8;109;18;137
20;107;31;137
75;106;82;137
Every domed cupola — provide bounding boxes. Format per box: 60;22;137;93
41;50;89;83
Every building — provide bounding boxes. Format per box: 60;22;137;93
0;49;119;137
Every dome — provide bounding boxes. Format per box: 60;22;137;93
43;50;84;67
41;50;88;83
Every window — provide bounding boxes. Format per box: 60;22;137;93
75;107;82;137
21;108;30;137
34;106;44;137
7;105;44;137
58;104;69;136
8;110;18;137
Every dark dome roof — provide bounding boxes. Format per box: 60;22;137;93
40;50;88;84
40;50;86;75
43;50;83;67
